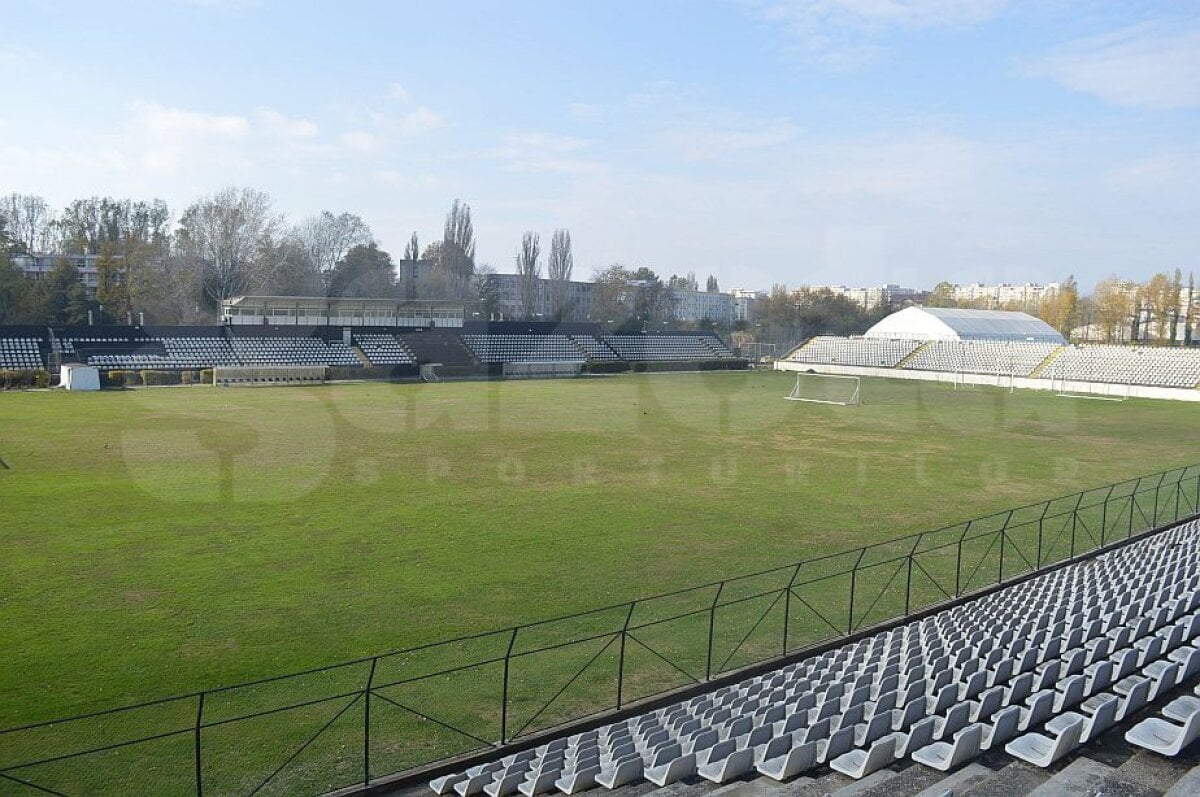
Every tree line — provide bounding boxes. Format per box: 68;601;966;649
928;272;1197;344
0;190;488;326
0;189;729;328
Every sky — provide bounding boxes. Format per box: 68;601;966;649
1;1;1198;292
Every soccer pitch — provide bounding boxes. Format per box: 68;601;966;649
2;371;1198;729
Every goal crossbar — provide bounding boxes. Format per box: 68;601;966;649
784;372;861;406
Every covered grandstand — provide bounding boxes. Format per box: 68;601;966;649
781;307;1200;400
862;307;1065;344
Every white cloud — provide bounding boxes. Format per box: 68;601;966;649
398;106;445;133
662;119;800;160
131;101;249;138
387;82;411;102
1025;23;1200;111
256;108;318;138
567;102;604;123
367;105;446;135
338;131;380;153
488;132;606;175
748;0;1008;67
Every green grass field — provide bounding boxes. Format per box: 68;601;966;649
2;370;1199;738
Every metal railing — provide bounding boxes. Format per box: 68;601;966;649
2;464;1198;796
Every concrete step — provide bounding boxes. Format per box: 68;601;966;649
958;760;1049;797
1111;748;1200;796
1026;757;1114;796
911;763;993;797
827;768;898;797
1165;763;1200;797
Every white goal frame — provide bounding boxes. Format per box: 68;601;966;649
784;372;861;406
1051;362;1128;402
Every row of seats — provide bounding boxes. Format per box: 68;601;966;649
569;336;619;361
787;336;1200;389
601;335;735;361
902;341;1059;377
1050;346;1200;389
430;520;1199;795
228;338;360;367
0;338;44;369
462;335;586;364
354;334;416;365
787;337;923;368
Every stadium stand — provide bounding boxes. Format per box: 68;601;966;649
786;336;923;368
461;334;585;363
228;335;359;367
0;335;45;369
353;333;417;365
902;341;1060;377
429;520;1200;796
1049;346;1200;389
569;335;619;360
602;334;736;361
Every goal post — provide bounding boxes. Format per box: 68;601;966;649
784;372;861;406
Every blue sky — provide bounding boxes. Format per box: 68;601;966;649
2;1;1198;291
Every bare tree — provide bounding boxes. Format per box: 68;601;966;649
403;232;420;261
440;199;476;298
175;187;284;310
294;211;373;293
2;193;54;253
516;231;541;319
546;228;573;320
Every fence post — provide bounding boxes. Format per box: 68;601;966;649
955;522;972;597
847;548;867;633
706;583;725;680
1100;484;1115;546
616;602;635;710
783;562;802;654
1174;471;1182;521
1152;472;1166;527
501;628;518;743
998;510;1013;582
1036;502;1050;567
364;657;377;786
1069;492;1084;559
195;692;205;797
904;536;921;615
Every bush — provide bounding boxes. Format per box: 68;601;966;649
200;369;214;385
106;370;128;387
181;371;196;385
139;370;181;386
0;369;50;390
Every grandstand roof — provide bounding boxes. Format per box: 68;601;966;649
863;306;1065;343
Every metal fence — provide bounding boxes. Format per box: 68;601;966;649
2;464;1199;797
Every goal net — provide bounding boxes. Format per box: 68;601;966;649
1052;363;1128;401
784;372;861;406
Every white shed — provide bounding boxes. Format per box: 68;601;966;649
60;364;101;391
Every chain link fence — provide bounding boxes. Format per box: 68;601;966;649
2;464;1197;796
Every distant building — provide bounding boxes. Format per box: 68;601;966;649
482;273;594;321
731;289;765;322
221;296;464;327
670;288;735;325
950;282;1060;310
807;284;923;310
11;252;118;298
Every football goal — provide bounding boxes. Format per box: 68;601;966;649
784;372;861;405
1051;363;1128;401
